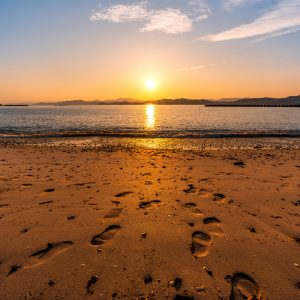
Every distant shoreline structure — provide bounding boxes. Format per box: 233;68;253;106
0;104;29;107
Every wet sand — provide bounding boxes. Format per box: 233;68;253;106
0;139;299;299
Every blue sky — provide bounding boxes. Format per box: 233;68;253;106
0;0;299;102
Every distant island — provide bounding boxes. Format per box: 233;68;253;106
1;95;300;107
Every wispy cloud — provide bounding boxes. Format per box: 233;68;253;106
90;1;209;34
224;0;261;10
252;26;300;42
178;62;220;72
179;65;205;72
188;0;211;14
201;0;300;41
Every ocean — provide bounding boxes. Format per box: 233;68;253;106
0;105;299;138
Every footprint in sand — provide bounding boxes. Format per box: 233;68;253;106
114;191;133;198
21;183;32;187
292;200;300;206
203;217;224;236
35;188;56;197
234;161;245;168
174;295;194;300
91;225;121;245
183;184;196;194
183;203;202;216
139;200;161;209
228;272;261;300
199;189;210;197
213;193;227;202
191;231;211;258
104;208;122;219
23;241;73;268
39;200;54;205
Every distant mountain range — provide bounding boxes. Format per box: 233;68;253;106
2;95;300;106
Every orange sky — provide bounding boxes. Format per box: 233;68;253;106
1;1;300;103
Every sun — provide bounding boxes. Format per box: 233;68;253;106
145;78;157;91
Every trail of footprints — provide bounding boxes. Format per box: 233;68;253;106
190;215;223;258
181;184;226;258
181;183;261;299
6;188;262;299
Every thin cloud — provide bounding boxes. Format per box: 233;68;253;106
90;1;209;34
178;65;205;72
190;65;206;70
252;26;300;42
195;14;209;21
178;63;217;72
201;0;300;41
225;0;255;10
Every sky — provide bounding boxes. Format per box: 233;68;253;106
0;0;300;102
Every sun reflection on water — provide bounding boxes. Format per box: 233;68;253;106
145;104;155;129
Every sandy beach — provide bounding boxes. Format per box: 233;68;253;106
0;139;299;299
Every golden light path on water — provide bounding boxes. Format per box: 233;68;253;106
145;104;155;129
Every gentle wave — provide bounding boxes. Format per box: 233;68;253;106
1;129;300;139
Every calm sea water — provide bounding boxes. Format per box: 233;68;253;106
0;105;299;138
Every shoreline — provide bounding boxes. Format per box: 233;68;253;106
1;136;300;152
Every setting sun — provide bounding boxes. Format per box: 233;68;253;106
145;79;157;91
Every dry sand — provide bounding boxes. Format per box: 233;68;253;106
0;139;299;299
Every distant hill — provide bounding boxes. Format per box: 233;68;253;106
207;95;300;106
149;98;213;105
32;98;143;106
28;95;300;106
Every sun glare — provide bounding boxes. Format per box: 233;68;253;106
145;79;157;91
146;104;155;129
